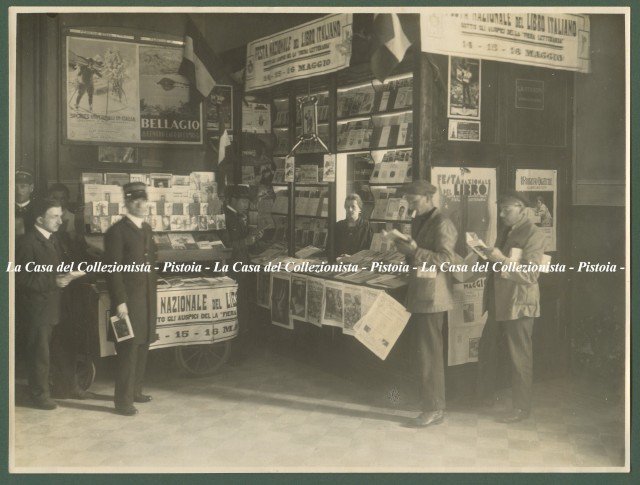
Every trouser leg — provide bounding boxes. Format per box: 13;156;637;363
50;319;78;395
477;316;501;401
504;317;534;412
133;344;149;397
414;312;445;412
114;340;137;407
27;323;53;400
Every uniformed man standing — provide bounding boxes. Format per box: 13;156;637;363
15;169;36;240
104;182;158;416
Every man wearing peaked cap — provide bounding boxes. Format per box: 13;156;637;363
15;169;36;239
103;181;157;416
394;178;458;428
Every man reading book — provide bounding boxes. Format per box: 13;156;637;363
393;180;458;428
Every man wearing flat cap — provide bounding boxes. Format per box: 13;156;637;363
393;180;458;428
15;169;36;240
104;182;157;416
475;190;546;423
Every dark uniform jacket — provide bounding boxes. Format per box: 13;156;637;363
224;205;250;265
16;228;62;327
104;217;158;343
15;201;36;239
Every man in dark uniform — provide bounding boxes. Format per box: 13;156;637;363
394;180;458;428
223;185;262;363
476;190;547;423
16;198;69;409
15;169;36;240
104;182;158;416
15;169;37;368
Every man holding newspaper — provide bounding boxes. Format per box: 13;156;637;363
392;180;458;428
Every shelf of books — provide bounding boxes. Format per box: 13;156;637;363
81;170;231;262
336;73;413;152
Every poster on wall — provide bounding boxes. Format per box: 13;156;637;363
431;166;497;256
447;275;488;366
206;85;233;133
245;13;353;91
448;57;481;119
421;13;591;73
66;36;140;142
138;45;201;143
65;31;203;145
242;102;271;133
448;119;481;142
515;169;557;251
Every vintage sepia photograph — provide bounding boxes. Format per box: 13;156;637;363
6;4;631;478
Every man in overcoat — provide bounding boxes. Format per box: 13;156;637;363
104;182;157;416
394;180;458;428
476;190;547;423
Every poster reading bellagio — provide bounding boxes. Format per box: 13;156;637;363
66;36;140;142
431;166;497;366
515;169;557;251
138;45;202;143
448;57;481;119
66;33;202;144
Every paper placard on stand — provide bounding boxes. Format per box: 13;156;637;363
352;292;410;360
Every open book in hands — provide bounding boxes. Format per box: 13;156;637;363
466;232;488;259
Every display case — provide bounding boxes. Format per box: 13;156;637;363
80;170;232;263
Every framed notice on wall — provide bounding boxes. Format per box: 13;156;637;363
63;29;203;145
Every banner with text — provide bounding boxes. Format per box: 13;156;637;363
152;284;239;348
421;13;590;73
245;13;353;91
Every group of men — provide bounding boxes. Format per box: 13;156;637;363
15;169;544;424
395;180;546;427
15;171;156;416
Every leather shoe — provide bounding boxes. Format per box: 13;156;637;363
408;409;445;428
497;408;530;423
33;398;57;410
134;393;152;403
114;405;138;416
68;389;92;400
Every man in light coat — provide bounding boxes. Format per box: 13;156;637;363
477;190;547;423
394;180;458;428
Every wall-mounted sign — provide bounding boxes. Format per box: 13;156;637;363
448;119;481;142
421;13;590;73
245;13;353;91
516;79;545;110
